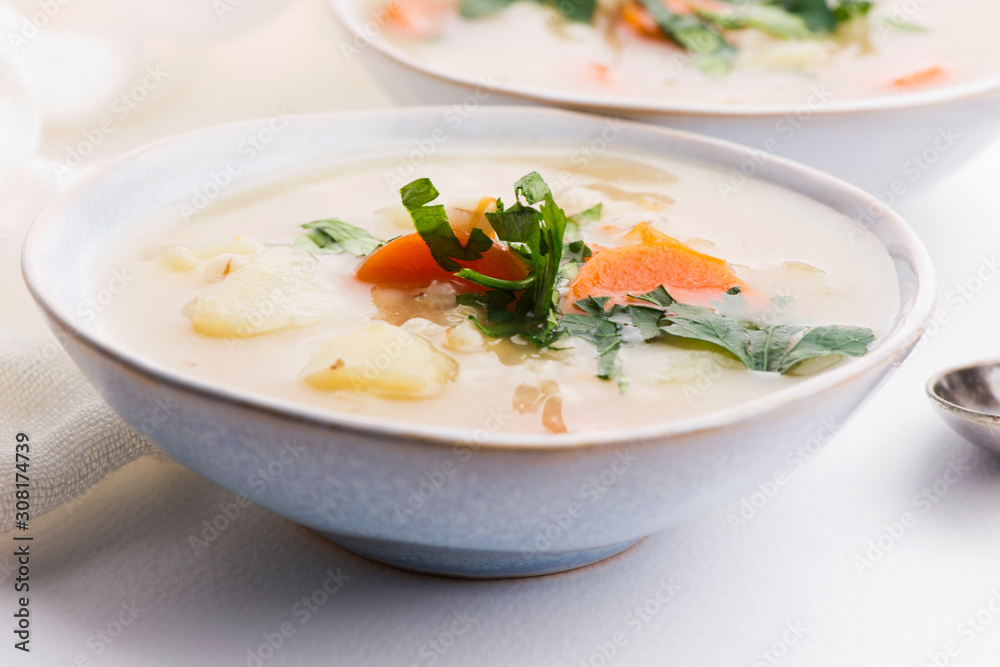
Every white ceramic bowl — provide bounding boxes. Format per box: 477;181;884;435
329;0;1000;195
23;108;935;578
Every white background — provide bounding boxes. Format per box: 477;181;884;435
3;1;1000;665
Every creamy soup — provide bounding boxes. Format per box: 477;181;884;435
93;149;898;435
373;0;999;106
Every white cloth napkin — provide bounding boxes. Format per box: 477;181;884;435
0;0;305;533
0;334;155;532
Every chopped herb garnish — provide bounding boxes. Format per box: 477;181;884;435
637;0;736;76
295;218;383;257
399;172;568;345
400;178;494;272
569;203;603;225
558;297;624;382
460;0;596;22
460;0;895;77
394;176;875;390
459;0;516;19
633;286;875;374
566;203;602;241
563;240;593;263
695;5;811;40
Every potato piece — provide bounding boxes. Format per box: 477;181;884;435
203;253;249;281
182;247;336;337
162;246;196;271
443;320;484;352
302;322;458;399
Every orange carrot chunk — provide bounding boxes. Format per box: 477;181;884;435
891;66;946;88
569;223;744;301
356;231;529;294
384;0;450;38
621;2;662;38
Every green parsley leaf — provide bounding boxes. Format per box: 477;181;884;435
831;0;873;24
461;0;596;22
559;239;593;281
629;285;676;309
454;269;534;291
624;305;663;341
403;172;570;347
400;178;494;272
559;300;623;380
767;0;837;33
569;203;603;225
772;325;875;374
697;5;811;40
631;286;875;374
637;0;736;75
459;0;516;18
486;205;542;248
294;218;383;257
563;240;593;263
549;0;598;24
575;295;610;316
566;203;602;241
659;301;758;367
514;171;553;204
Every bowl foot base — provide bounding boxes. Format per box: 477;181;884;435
318;532;642;579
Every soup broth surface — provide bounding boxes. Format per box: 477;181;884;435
375;0;998;106
94;149;899;435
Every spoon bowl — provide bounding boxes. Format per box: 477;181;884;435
928;361;1000;454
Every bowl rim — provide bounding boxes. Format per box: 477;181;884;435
327;0;1000;117
926;360;1000;423
22;106;937;451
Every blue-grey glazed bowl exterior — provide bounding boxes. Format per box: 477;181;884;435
22;108;936;578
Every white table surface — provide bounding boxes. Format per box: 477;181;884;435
4;2;1000;665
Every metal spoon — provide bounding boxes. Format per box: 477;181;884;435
927;361;1000;455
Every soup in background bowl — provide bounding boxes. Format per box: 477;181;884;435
22;108;935;577
329;0;1000;194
